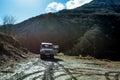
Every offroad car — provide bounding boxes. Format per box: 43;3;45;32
40;42;57;59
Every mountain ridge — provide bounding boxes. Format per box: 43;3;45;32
0;0;120;60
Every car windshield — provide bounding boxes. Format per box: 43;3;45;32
41;44;53;49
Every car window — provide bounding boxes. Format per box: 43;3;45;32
41;44;53;48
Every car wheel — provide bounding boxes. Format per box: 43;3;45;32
40;54;45;59
50;55;54;59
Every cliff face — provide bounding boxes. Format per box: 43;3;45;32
0;0;120;60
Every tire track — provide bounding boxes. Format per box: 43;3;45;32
16;60;53;80
16;70;44;80
42;62;54;80
11;59;78;80
40;60;78;80
105;71;120;80
13;58;120;80
32;75;43;80
55;62;78;80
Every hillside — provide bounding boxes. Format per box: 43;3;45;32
76;0;120;12
0;32;30;66
0;0;120;60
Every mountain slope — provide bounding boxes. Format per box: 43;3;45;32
59;0;120;14
0;0;120;60
79;0;120;12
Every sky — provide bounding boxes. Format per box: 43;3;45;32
0;0;92;25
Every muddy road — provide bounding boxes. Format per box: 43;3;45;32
0;56;120;80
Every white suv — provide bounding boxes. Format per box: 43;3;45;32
40;42;55;59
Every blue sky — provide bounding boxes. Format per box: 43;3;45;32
0;0;92;25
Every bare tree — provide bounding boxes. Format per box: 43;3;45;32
3;15;16;25
2;15;16;34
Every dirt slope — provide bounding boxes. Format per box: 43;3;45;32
0;32;30;66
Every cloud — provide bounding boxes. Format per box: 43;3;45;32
45;0;92;13
45;2;65;12
66;0;92;9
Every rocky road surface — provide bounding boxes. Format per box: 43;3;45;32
0;56;120;80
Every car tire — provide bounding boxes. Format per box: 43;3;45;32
50;55;54;59
40;54;45;59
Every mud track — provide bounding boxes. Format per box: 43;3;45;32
0;57;120;80
14;58;78;80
